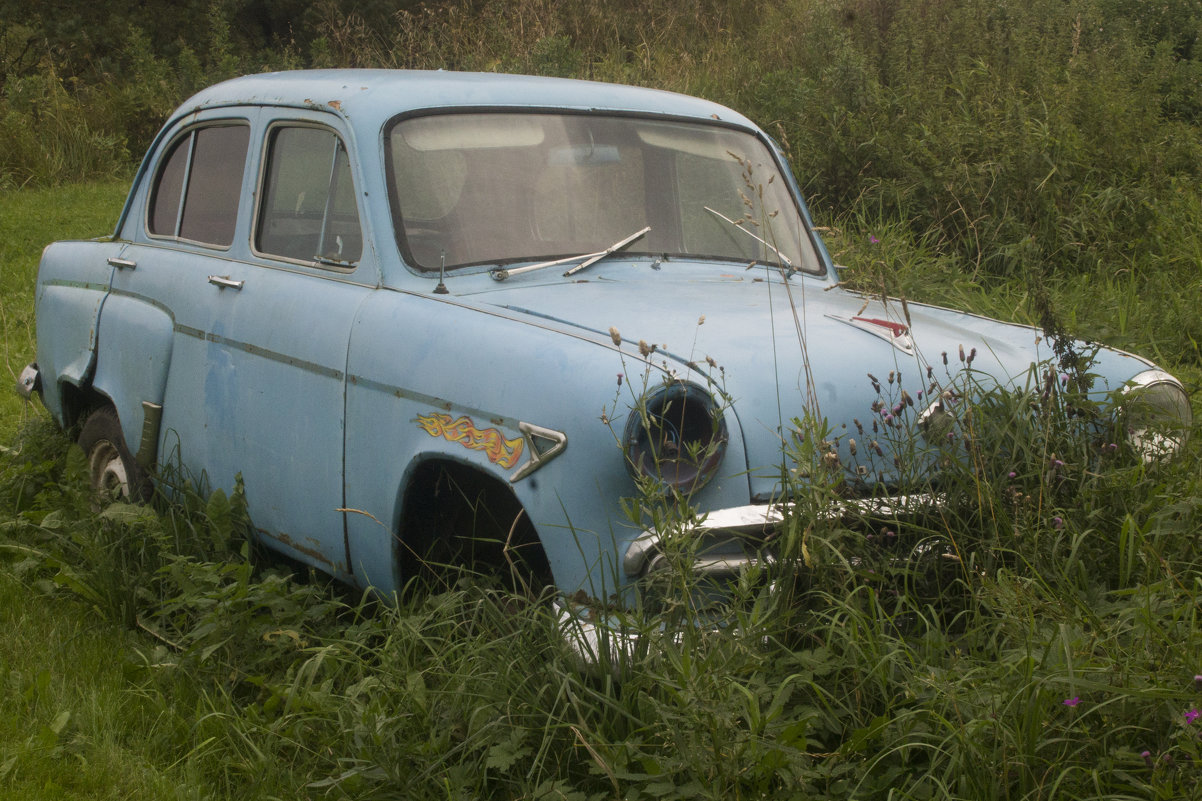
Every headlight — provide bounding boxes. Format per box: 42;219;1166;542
1121;369;1192;459
623;382;728;492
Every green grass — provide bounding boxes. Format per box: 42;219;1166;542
0;572;193;800
2;182;1200;799
3;1;1202;792
0;181;129;437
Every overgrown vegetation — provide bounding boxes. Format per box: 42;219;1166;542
3;0;1202;797
6;0;1202;285
3;356;1201;798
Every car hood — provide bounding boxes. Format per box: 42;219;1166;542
463;264;1153;498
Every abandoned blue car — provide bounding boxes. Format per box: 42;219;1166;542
18;70;1191;612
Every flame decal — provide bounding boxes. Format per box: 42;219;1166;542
415;413;525;469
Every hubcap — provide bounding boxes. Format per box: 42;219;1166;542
88;439;130;499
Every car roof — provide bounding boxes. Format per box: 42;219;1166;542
176;69;758;130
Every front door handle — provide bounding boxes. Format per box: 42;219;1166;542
207;275;244;290
107;257;136;270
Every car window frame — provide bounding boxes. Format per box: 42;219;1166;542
382;107;825;277
143;119;253;251
250;119;365;274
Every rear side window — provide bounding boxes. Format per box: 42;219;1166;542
148;124;250;247
255;126;362;267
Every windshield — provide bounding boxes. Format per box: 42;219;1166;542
386;112;823;274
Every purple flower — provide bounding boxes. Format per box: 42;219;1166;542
869;235;879;244
1141;750;1154;767
1194;674;1202;691
1186;708;1200;724
1063;696;1080;707
1052;516;1064;530
1008;471;1016;478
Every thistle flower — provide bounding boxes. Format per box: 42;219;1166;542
609;326;622;346
638;340;653;357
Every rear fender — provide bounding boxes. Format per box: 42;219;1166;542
91;294;174;466
34;241;123;426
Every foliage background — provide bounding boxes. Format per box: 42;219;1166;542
3;1;1202;799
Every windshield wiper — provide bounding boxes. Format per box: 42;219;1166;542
490;226;651;281
703;206;794;271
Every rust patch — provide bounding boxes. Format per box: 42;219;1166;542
268;529;335;569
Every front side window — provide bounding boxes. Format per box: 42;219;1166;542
386;112;821;274
148;124;249;247
255;126;362;267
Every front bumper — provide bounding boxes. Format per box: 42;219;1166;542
16;363;40;401
623;493;940;581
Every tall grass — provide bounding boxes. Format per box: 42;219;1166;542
6;0;1202;286
3;358;1200;798
3;0;1202;796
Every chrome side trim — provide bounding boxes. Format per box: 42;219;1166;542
510;421;568;482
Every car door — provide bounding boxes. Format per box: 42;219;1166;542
110;109;372;579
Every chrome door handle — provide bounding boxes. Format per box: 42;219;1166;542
207;275;244;290
107;257;136;270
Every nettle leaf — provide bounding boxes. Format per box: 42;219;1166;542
205;488;232;541
486;731;532;774
98;501;156;526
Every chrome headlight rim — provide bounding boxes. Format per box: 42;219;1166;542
623;381;729;493
1120;369;1192;460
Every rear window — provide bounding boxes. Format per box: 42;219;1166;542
148;123;250;247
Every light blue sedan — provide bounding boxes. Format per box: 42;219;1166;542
18;70;1191;611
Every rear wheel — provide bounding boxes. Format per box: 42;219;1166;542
77;406;150;501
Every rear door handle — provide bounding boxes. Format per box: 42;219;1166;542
207;275;244;290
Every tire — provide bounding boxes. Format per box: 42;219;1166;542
77;406;150;502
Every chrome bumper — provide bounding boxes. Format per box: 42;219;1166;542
623;493;939;580
16;363;40;401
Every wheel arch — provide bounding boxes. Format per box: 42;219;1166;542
393;455;553;595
